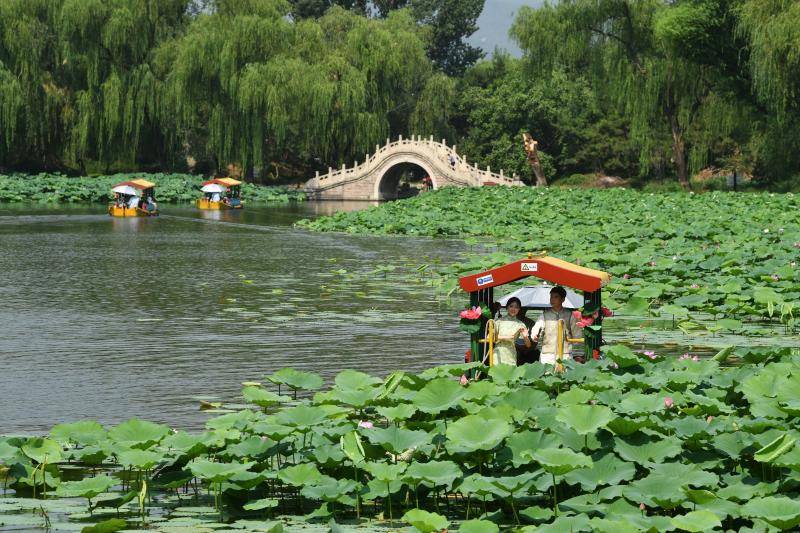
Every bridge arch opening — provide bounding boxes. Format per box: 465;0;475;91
376;161;435;201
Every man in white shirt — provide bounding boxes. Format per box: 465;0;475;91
127;195;139;209
531;286;583;365
211;192;221;202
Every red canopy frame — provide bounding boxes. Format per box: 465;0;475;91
459;255;611;293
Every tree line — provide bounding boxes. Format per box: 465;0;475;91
1;0;799;189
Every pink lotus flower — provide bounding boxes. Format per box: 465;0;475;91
639;503;646;511
690;283;699;289
577;316;595;328
643;350;656;360
680;353;691;360
692;355;700;362
706;416;714;423
358;420;374;429
459;306;482;320
601;306;613;317
572;310;582;320
623;273;631;279
771;274;780;281
459;374;468;386
664;397;674;409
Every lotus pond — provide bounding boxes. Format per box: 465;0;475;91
0;174;306;204
3;346;800;532
298;187;799;338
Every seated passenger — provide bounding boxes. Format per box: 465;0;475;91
211;192;221;202
493;297;531;366
127;195;139;209
531;286;582;366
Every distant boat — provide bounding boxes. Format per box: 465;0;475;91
108;179;159;217
196;178;244;210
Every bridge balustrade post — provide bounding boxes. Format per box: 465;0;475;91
429;135;433;143
442;138;446;146
398;134;402;142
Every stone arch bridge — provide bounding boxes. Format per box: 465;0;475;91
304;135;524;200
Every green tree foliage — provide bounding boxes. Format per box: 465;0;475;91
454;55;639;183
0;0;451;176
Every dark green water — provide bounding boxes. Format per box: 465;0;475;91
0;203;466;433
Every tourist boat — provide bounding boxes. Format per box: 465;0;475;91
459;254;611;371
108;179;159;217
196;178;244;210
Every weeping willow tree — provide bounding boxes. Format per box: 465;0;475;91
163;0;450;176
511;0;747;188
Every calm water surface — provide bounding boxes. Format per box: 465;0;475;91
0;203;466;433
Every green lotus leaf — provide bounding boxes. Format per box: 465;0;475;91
606;416;648;436
326;386;381;408
624;473;685;509
243;386;286;407
375;404;417;421
683;488;717;505
189;459;254;483
605;345;639;368
50;420;106;446
266;368;324;390
754;433;796;463
243;497;279;511
224;435;273;458
116;448;163;470
483;472;540;496
555;404;615;435
161;431;208;457
367;425;430;454
524;447;592;475
403;460;462;490
670;510;722;532
614;434;682;464
363;461;407;482
506;430;561;466
108;418;170;448
414;378;465;414
616;392;667;416
21;438;62;464
276;463;323;486
621;297;649;317
564;453;636;491
333;369;381;390
275;405;328;430
555;387;594;406
647;462;718;488
742;496;800;529
458;519;499;533
301;478;357;504
205;409;256;431
445;414;512;454
339;431;365;466
55;474;116;499
402;508;448;533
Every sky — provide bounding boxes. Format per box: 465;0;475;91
469;0;542;57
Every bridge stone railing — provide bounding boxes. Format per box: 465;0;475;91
304;135;524;200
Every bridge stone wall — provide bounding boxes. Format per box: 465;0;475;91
304;135;524;201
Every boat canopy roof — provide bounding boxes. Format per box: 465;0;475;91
459;255;611;293
112;179;156;190
202;177;242;187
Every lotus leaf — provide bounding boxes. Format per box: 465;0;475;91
564;453;635;490
116;448;162;470
333;369;381;390
340;431;365;466
605;345;639;368
275;405;328;430
189;459;254;483
670;510;722;532
414;378;465;414
108;419;170;448
266;368;324;390
367;426;430;454
524;447;592;475
55;475;116;500
21;438;62;464
243;386;286;408
375;404;417;421
402;508;448;533
243;498;279;511
555;404;614;435
754;433;796;463
403;460;462;490
742;496;800;529
276;463;322;486
614;434;682;464
445;414;511;454
50;420;106;446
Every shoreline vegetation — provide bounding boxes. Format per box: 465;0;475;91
0;174;306;204
2;349;800;532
